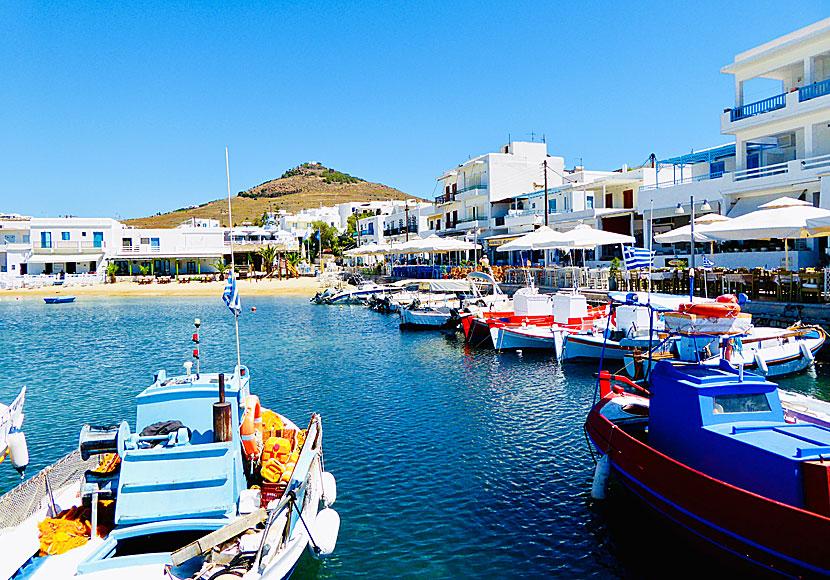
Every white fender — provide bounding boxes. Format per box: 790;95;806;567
800;340;816;363
753;351;769;375
322;471;337;507
310;508;340;558
8;430;29;474
590;454;610;500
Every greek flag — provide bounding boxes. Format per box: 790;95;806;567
702;255;715;270
622;246;654;270
222;272;241;315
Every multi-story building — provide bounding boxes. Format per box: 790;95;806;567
111;223;226;276
640;18;830;268
26;217;120;275
430;141;565;244
0;217;31;275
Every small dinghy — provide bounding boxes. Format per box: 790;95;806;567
44;296;76;304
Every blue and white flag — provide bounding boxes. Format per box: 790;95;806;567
622;246;654;270
702;255;715;270
223;272;241;315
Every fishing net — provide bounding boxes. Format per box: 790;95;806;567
0;450;98;530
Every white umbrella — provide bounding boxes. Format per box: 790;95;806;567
806;215;830;236
495;226;569;252
425;237;480;252
400;234;439;254
702;197;830;241
653;213;732;244
702;197;830;268
539;224;635;249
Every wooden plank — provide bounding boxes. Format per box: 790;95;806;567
171;508;267;566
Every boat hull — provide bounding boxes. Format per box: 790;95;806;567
586;404;830;578
399;308;456;330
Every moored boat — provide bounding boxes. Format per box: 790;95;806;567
586;362;830;577
0;361;338;579
44;296;76;304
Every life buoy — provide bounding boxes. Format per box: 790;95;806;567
679;302;740;318
240;395;263;459
716;294;738;304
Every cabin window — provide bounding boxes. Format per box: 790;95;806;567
712;393;770;414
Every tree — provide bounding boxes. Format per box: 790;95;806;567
254;211;269;227
105;262;119;284
345;211;375;237
258;245;277;277
212;259;230;280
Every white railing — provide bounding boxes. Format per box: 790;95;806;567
21;274;60;288
801;153;830;172
733;160;790;182
63;272;105;286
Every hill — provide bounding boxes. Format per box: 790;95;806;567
124;162;418;228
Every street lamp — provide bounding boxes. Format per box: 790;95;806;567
675;197;712;300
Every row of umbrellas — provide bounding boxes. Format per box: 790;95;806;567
345;234;480;256
347;196;830;261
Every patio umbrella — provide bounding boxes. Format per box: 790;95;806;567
538;224;635;249
495;226;569;252
701;197;830;268
653;213;732;244
400;234;439;253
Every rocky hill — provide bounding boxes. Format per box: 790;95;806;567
124;162;417;228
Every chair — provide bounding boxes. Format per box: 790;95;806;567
800;271;822;303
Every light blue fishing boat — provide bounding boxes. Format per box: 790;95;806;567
0;361;339;580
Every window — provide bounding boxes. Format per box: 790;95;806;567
93;232;103;248
140;238;150;245
122;238;132;248
605;193;613;208
550;199;557;213
150;238;160;247
712;393;771;414
61;232;70;241
23;235;29;243
623;190;634;209
710;161;725;178
40;231;52;249
564;197;569;210
4;234;14;243
587;196;594;209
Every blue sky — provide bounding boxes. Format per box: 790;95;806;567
1;1;827;219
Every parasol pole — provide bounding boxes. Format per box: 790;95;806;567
225;148;241;370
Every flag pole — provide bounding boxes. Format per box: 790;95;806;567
648;199;653;300
226;147;241;370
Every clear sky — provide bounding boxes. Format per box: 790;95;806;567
1;1;827;219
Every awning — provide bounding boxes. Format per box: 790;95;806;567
25;254;102;264
483;234;522;247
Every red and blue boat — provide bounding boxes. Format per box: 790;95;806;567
586;361;830;578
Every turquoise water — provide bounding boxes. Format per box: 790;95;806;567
1;295;829;579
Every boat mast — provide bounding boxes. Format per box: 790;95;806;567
226;147;242;370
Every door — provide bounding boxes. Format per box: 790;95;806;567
40;231;52;249
93;232;104;248
66;262;76;275
747;152;761;170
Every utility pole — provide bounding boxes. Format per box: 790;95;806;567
543;159;549;227
405;203;410;242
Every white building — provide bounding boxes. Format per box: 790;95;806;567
0;217;31;275
26;217;120;275
280;206;342;236
112;224;226;276
641;18;830;269
355;202;434;245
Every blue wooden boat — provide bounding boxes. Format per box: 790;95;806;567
0;363;339;579
587;361;830;577
43;296;76;304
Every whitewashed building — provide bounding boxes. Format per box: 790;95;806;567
111;224;226;276
0;217;31;275
641;18;830;268
26;217;120;275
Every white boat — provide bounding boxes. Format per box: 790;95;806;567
399;305;459;329
624;325;826;379
0;387;28;476
0;363;338;580
562;303;663;362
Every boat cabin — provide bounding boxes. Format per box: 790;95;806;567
649;361;830;511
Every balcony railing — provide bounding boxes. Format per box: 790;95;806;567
733;160;789;181
435;192;456;204
799;79;830;102
640;171;726;191
383;226;418;236
730;92;787;121
35;241;105;252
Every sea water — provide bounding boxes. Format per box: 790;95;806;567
1;295;829;579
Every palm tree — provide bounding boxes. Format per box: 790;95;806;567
258;245;277;278
212;259;230;281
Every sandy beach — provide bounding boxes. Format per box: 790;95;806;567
0;277;332;299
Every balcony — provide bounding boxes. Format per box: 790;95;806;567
730;92;787;121
34;240;105;254
435;192;456;204
455;184;488;201
799;79;830;102
383;225;418;237
453;218;488;231
723;79;830;132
